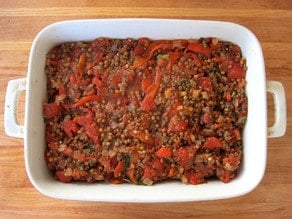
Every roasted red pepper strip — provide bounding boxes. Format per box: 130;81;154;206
141;68;162;111
167;51;182;70
131;41;173;69
70;95;101;108
186;42;212;56
131;132;154;144
114;160;124;178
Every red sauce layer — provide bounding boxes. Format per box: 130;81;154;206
44;37;247;185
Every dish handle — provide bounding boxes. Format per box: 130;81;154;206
4;78;26;138
3;78;287;139
267;80;287;138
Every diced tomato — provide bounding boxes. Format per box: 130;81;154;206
141;158;166;181
75;110;100;144
198;77;212;92
142;163;157;181
155;147;172;159
220;58;232;70
133;37;150;56
221;59;245;79
175;146;195;169
168;118;188;132
75;109;94;124
195;161;214;177
48;141;59;151
223;154;241;172
55;171;72;183
228;63;245;79
203;137;223;150
62;120;79;137
85;125;100;144
216;169;234;183
186;170;205;185
152;158;166;174
43;103;62;118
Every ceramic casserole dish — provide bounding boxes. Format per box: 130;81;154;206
4;19;286;202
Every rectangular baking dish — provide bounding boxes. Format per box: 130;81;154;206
4;19;286;202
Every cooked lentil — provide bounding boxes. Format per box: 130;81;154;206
44;37;247;185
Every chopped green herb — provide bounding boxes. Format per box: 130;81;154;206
124;153;131;167
237;117;247;125
202;40;207;48
159;53;169;60
138;181;146;185
236;141;243;148
83;143;95;154
189;100;195;105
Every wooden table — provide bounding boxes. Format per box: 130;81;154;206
0;1;291;218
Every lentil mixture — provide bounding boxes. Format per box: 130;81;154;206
44;37;247;185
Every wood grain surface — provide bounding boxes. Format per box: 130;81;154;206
0;1;291;218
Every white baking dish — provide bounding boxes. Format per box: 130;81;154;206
4;19;286;202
